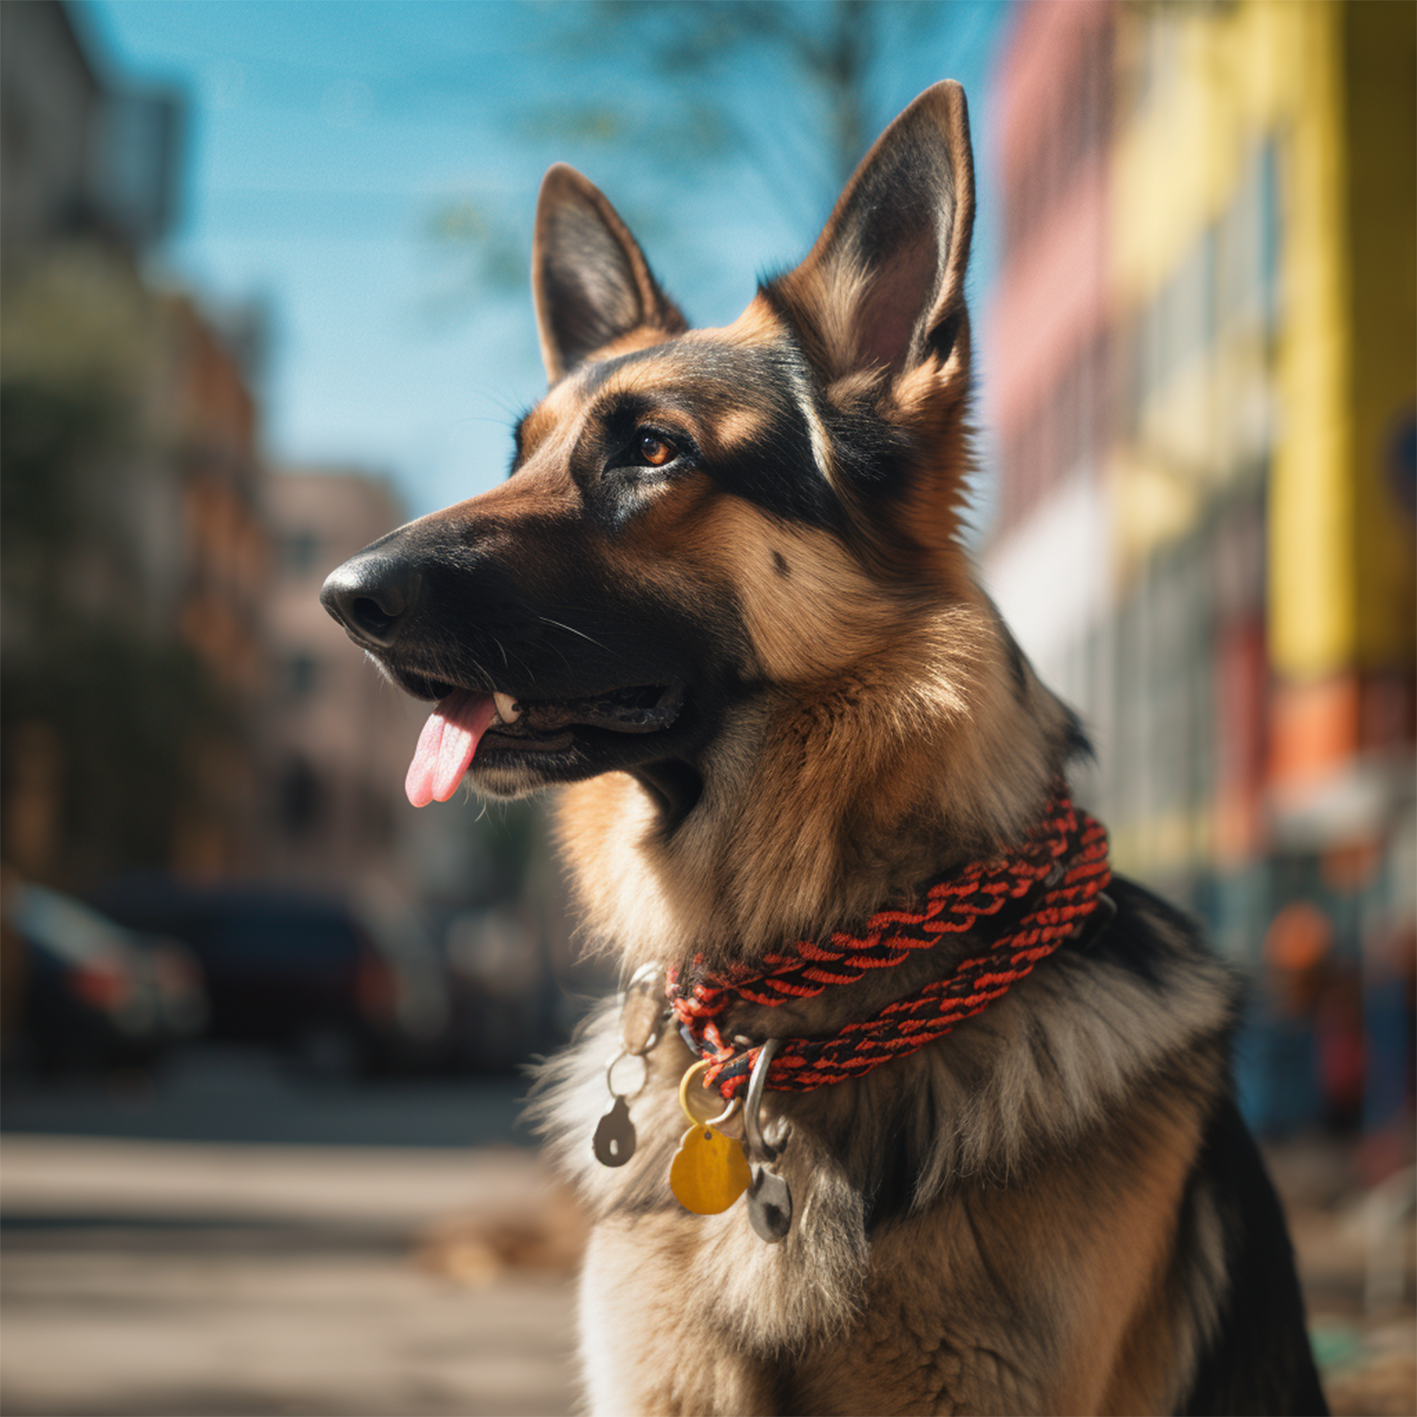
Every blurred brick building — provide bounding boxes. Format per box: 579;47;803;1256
985;0;1415;1137
1;0;270;885
160;293;271;877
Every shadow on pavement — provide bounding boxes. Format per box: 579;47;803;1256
1;1043;531;1148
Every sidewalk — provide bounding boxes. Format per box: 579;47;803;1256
1267;1139;1417;1417
2;1134;580;1417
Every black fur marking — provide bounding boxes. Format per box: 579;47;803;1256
773;551;790;577
819;399;918;501
1180;1095;1329;1416
1072;876;1192;992
633;759;704;834
710;416;840;533
1062;706;1093;765
859;1089;920;1233
1002;628;1029;699
929;305;965;364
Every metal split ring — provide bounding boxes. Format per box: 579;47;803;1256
605;1049;650;1102
678;1058;741;1129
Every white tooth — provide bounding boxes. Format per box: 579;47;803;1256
493;691;521;723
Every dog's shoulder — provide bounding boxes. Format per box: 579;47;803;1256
1178;1092;1331;1415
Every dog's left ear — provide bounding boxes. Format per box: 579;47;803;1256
772;81;974;389
532;164;686;384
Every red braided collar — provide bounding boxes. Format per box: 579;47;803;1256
668;791;1111;1100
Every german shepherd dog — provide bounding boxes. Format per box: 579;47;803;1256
323;84;1327;1416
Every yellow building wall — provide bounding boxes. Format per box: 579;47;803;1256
1267;0;1354;681
1344;0;1417;674
1113;1;1298;301
1112;0;1416;680
1270;0;1416;680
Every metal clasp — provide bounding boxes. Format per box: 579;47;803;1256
743;1037;784;1162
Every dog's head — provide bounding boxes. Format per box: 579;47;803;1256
322;82;979;817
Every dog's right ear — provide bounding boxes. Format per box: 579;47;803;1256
532;164;686;384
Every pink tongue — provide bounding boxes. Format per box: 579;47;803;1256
405;690;498;807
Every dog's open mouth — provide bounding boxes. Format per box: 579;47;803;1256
405;682;685;806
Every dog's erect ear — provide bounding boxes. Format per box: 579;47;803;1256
532;164;686;384
771;82;975;386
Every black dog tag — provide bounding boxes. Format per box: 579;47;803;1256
593;1096;637;1167
748;1166;793;1243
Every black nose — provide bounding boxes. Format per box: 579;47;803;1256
320;550;420;649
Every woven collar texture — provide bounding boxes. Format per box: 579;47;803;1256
668;791;1111;1100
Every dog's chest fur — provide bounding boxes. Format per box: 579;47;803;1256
535;881;1238;1416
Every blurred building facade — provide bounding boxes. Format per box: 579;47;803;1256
986;0;1117;806
0;0;182;258
986;0;1416;1138
263;469;428;893
1;0;270;886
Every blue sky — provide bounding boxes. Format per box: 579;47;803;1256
83;1;1011;524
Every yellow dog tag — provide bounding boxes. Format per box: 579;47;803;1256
669;1061;750;1215
670;1124;751;1214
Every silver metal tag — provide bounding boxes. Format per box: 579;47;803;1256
747;1166;793;1243
593;1095;637;1166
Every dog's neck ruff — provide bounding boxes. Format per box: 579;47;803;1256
669;792;1111;1100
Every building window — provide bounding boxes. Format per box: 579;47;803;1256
1260;138;1282;336
278;756;327;839
283;529;320;578
1216;137;1284;341
287;652;319;699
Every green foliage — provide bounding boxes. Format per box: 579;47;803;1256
1;629;234;882
0;379;114;593
0;247;237;886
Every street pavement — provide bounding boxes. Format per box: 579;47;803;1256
2;1049;579;1416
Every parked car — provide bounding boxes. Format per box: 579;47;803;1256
6;883;207;1072
90;878;451;1074
440;905;552;1071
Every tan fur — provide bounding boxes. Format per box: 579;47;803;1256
591;324;687;364
792;1102;1206;1417
517;378;586;459
700;404;771;455
558;590;1067;970
720;293;793;349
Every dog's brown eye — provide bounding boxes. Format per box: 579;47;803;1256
637;434;674;467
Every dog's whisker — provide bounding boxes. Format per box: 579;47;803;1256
537;615;611;654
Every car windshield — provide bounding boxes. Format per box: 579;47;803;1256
7;886;131;964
